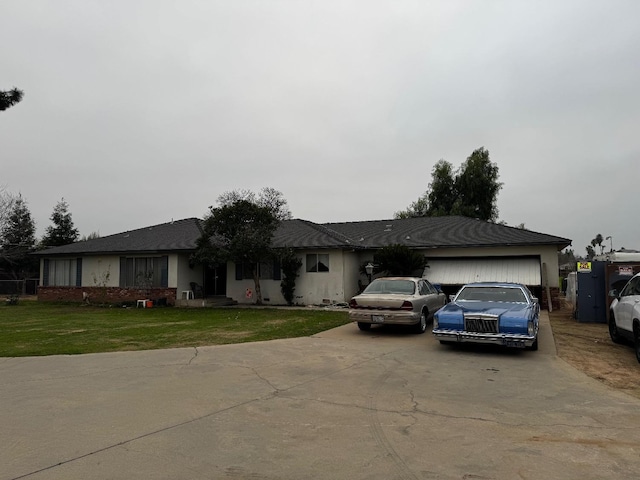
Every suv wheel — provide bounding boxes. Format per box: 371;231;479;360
609;312;623;344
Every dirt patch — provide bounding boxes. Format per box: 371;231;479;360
549;302;640;400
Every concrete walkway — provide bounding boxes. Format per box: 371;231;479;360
2;312;639;479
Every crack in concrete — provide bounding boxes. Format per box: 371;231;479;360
187;347;198;365
267;393;637;432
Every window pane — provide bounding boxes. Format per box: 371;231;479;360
120;256;167;288
259;261;273;280
306;254;317;273
317;254;329;272
49;259;76;286
242;263;255;280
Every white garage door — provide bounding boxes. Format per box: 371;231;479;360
424;257;541;286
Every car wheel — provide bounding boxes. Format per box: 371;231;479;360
439;340;453;345
609;312;623;344
526;337;539;351
357;322;371;331
414;311;427;334
634;326;640;364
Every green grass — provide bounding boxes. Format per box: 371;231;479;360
0;302;351;357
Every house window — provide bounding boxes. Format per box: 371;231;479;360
306;254;329;272
44;258;81;286
119;256;168;288
236;261;281;280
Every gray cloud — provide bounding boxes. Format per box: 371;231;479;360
2;0;639;253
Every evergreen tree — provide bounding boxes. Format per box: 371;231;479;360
41;198;80;247
0;194;37;278
0;88;24;111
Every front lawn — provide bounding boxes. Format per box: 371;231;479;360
0;302;351;357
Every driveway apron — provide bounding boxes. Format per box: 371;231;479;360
2;312;639;479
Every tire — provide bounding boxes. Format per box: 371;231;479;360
526;338;539;351
357;322;371;331
634;326;640;364
414;311;427;334
609;312;623;344
439;340;453;345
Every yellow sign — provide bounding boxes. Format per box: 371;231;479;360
577;261;592;272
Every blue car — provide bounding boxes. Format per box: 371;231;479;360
432;282;539;350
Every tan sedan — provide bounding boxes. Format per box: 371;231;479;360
348;277;447;334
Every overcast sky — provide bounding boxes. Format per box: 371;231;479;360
2;1;639;255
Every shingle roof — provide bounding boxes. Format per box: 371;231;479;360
33;218;203;256
324;216;571;249
272;219;355;249
35;215;571;256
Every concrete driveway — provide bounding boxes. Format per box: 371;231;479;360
2;312;640;480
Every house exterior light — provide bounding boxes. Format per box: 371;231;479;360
365;262;374;284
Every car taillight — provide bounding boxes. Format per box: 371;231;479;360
349;299;358;308
400;301;413;311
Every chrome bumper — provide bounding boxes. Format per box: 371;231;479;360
432;329;537;348
349;310;420;326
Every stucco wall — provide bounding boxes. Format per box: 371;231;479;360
291;250;348;305
226;249;350;305
343;251;365;301
174;254;203;295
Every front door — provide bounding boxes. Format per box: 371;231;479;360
204;266;227;296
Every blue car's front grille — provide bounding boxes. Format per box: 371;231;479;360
464;314;499;333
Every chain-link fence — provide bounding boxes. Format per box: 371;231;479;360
0;279;39;295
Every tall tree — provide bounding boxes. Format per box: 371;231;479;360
41;198;80;247
216;187;292;220
0;189;16;234
395;147;502;222
452;147;502;222
426;160;457;217
558;248;576;268
592;233;605;255
0;88;24;111
193;188;288;304
0;194;37;279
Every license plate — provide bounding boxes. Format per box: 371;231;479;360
371;315;385;323
503;339;525;348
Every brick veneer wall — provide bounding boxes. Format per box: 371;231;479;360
38;286;177;305
540;287;561;311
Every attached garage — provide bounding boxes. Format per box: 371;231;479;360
326;216;571;309
424;257;542;286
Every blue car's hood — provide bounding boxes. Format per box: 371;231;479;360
442;301;529;318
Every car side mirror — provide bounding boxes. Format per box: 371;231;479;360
531;296;538;304
608;289;619;298
433;283;443;293
448;294;456;302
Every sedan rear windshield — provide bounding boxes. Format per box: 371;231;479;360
456;286;527;303
363;280;416;295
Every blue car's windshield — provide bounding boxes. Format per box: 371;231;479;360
363;280;416;295
456;286;527;303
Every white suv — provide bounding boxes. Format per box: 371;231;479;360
609;272;640;363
